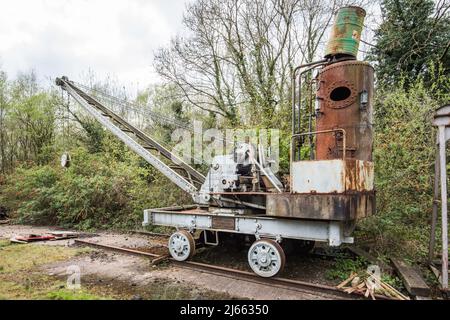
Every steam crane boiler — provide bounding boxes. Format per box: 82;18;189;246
56;6;374;277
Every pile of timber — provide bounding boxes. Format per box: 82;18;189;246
337;271;410;300
10;231;78;243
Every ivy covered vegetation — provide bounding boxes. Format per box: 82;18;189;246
0;0;449;262
1;146;188;230
0;72;190;230
357;71;449;261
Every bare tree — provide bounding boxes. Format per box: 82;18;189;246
154;0;373;128
296;0;373;63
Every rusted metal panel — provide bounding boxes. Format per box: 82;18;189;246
315;60;374;162
211;216;235;230
325;6;366;58
291;159;374;194
266;193;375;221
292;160;346;193
344;160;374;192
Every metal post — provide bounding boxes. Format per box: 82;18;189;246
438;126;448;291
429;148;440;263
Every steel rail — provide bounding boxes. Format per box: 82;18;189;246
171;260;356;299
73;239;391;300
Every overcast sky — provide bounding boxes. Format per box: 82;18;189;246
0;0;189;91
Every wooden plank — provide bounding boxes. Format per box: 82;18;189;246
347;246;393;272
391;258;430;297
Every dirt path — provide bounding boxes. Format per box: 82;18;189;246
0;224;346;300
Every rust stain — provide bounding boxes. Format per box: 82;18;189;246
344;159;374;192
325;6;366;57
266;192;375;222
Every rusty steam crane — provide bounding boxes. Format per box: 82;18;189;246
56;6;374;277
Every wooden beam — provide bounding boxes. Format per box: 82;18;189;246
391;258;430;297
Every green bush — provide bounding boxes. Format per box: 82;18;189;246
325;256;368;281
0;146;189;230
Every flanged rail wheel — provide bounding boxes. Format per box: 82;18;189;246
248;239;286;277
168;230;196;261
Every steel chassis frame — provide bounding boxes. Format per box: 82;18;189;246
143;206;354;246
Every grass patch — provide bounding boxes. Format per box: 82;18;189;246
0;240;234;300
0;240;108;300
0;240;10;248
46;289;110;300
0;241;84;273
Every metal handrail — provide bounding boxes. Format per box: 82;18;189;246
291;59;328;137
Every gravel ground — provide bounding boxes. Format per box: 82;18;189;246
0;224;347;300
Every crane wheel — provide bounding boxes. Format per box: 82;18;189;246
247;239;286;277
168;230;196;261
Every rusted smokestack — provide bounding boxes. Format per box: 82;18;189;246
315;60;374;161
315;6;374;162
325;6;366;59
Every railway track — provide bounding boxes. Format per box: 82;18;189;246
73;239;391;300
130;230;357;258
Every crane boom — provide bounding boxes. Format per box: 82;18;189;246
56;77;206;202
